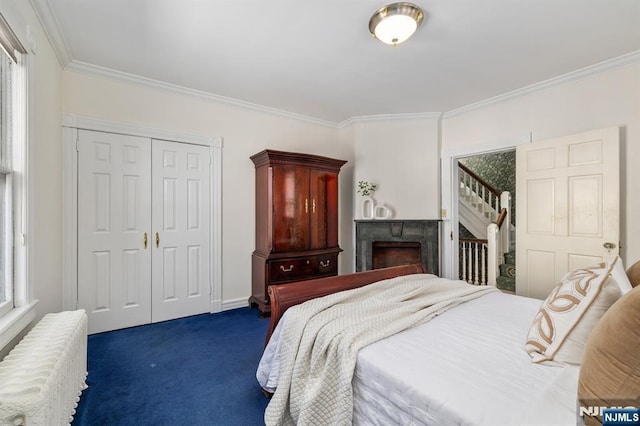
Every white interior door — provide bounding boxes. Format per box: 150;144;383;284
516;127;619;299
151;140;211;322
77;130;152;334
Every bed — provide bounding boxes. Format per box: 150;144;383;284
257;260;640;426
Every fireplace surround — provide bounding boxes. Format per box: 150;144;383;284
355;220;441;274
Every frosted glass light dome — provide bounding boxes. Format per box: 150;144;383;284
369;2;424;46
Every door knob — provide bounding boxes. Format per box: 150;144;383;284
603;242;616;249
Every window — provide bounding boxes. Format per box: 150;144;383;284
0;49;14;317
0;8;28;331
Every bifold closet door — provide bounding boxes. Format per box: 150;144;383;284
151;140;211;323
77;130;152;334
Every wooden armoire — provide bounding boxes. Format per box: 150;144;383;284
249;149;346;314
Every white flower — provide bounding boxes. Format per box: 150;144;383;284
357;181;377;196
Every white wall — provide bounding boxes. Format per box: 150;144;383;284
441;62;640;271
61;71;354;306
349;117;442;220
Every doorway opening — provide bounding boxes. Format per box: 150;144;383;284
455;149;516;291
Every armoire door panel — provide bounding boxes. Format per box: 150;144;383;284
77;130;152;334
309;170;339;249
272;166;310;252
309;170;327;249
152;140;211;323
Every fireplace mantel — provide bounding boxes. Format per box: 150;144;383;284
355;220;441;275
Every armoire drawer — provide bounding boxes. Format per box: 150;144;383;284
315;254;338;276
269;258;315;283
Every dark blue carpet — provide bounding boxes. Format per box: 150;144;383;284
71;308;270;426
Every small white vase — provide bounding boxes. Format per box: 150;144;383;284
361;196;375;219
374;204;391;219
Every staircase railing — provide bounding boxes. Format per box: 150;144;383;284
458;163;502;222
459;238;488;285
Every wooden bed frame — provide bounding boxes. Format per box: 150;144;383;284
265;263;425;344
265;259;640;346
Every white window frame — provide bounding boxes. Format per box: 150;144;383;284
0;168;13;318
0;1;36;351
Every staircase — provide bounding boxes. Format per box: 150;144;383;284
496;251;516;292
458;162;515;289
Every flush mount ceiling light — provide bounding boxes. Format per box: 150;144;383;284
369;2;424;46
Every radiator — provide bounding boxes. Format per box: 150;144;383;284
0;310;88;426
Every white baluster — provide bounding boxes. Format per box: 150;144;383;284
467;243;473;284
474;243;479;285
461;241;467;281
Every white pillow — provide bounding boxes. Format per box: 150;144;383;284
525;257;626;365
610;256;633;294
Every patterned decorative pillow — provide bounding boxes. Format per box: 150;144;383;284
525;257;626;365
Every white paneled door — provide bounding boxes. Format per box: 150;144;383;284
516;127;619;299
151;140;211;323
78;130;153;333
78;132;211;333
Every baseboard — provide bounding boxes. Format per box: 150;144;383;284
222;297;249;311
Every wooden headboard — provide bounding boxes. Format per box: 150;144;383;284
263;258;640;346
265;263;426;345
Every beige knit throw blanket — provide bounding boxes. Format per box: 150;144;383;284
264;274;499;426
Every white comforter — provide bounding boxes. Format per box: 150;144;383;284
259;287;580;426
261;274;498;426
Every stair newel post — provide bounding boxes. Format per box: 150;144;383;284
487;223;499;286
500;191;511;252
481;243;487;286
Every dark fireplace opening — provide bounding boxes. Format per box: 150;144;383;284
372;241;422;270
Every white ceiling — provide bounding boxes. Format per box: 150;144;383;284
33;0;640;124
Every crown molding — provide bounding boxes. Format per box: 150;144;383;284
66;60;446;128
339;112;443;128
62;113;223;148
443;49;640;119
66;60;341;129
28;0;71;66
